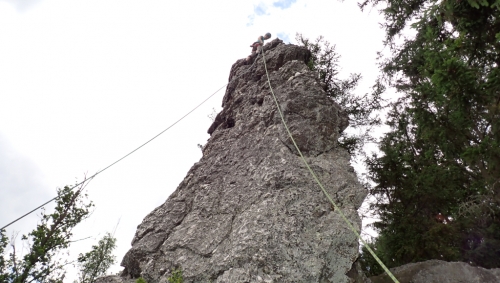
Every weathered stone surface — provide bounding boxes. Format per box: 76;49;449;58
95;275;136;283
347;261;371;283
369;260;500;283
119;39;366;283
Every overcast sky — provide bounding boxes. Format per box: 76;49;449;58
0;0;385;280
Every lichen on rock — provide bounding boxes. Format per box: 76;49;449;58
118;39;366;283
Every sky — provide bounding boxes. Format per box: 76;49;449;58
0;0;386;281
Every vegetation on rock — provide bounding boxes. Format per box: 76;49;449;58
296;33;386;156
167;268;184;283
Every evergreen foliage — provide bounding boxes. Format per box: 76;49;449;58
76;232;117;283
0;184;93;282
295;33;385;155
358;0;500;275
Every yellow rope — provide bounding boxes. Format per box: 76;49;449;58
260;48;400;283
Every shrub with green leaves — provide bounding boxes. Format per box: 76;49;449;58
76;232;117;283
0;184;93;283
0;229;9;282
167;268;184;283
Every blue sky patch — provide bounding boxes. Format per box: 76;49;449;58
277;32;291;44
254;2;268;16
248;2;269;26
273;0;297;10
247;14;255;26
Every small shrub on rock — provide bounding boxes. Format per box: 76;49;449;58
167;268;183;283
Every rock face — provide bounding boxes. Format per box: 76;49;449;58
119;39;366;283
95;275;135;283
369;260;500;283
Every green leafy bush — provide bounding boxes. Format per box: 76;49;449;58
77;232;117;283
167;268;183;283
0;184;93;282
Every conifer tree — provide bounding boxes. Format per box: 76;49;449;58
358;0;500;275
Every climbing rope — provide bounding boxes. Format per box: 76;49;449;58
260;48;400;283
1;56;260;231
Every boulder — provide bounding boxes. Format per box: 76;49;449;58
369;260;500;283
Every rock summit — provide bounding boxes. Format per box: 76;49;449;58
118;39;366;283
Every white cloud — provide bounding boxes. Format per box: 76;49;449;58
272;0;297;9
0;134;52;225
0;133;55;261
0;0;387;280
0;0;42;12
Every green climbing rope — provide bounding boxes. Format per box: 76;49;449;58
260;48;400;283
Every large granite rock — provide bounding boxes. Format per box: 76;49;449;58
119;39;366;283
369;260;500;283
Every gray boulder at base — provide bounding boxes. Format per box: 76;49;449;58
119;38;366;283
369;260;500;283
